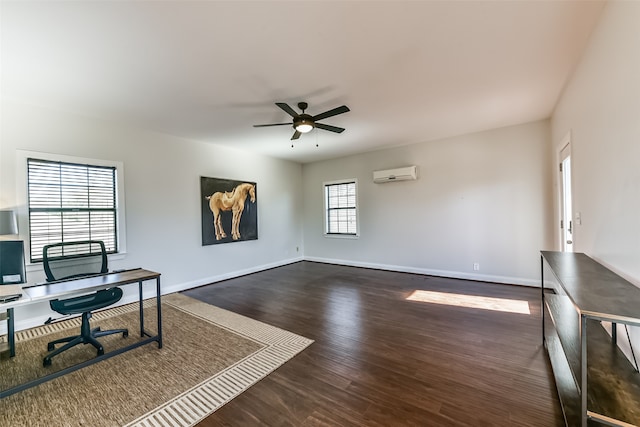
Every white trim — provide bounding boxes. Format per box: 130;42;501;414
303;255;539;287
559;130;572;153
4;254;537;336
159;256;304;295
322;178;360;237
557;131;572;251
323;233;359;240
4;255;304;334
14;150;127;265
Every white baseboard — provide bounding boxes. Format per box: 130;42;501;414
3;255;535;335
303;256;539;287
3;256;304;335
160;256;304;295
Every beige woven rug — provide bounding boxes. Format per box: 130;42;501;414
0;293;313;426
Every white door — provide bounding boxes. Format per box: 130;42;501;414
560;143;573;252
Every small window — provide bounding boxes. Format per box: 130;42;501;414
27;158;118;262
324;180;358;236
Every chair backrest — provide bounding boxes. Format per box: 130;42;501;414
43;240;108;282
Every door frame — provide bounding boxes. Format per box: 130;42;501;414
558;131;573;251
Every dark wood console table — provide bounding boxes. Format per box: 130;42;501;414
541;251;640;426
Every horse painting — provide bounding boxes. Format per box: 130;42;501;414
205;182;256;241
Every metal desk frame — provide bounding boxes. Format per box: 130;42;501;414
0;268;162;399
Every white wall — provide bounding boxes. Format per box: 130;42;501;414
552;0;640;277
551;1;640;355
302;120;554;285
0;99;303;330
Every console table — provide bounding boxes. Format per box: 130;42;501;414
541;251;640;426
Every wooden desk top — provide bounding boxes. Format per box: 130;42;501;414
23;268;160;302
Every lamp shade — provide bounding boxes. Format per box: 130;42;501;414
0;210;18;235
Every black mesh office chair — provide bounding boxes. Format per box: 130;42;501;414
42;240;128;367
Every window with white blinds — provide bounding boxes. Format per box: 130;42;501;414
324;180;358;236
27;158;118;262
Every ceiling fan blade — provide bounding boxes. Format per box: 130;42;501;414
291;130;302;140
315;123;346;133
276;102;299;118
253;123;292;127
312;105;350;121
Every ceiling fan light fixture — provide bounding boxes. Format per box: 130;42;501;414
295;121;314;133
254;102;349;140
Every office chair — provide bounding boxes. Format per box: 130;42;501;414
42;240;128;367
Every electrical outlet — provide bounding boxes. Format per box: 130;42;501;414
473;263;480;271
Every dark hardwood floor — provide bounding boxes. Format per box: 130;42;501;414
183;261;564;426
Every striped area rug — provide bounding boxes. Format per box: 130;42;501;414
128;294;313;427
0;293;313;427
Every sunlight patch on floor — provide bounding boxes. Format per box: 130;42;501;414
406;290;531;314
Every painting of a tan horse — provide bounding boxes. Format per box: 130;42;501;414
201;177;257;245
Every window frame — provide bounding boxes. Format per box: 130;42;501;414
15;150;127;266
323;179;359;238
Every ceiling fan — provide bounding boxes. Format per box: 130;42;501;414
253;102;350;140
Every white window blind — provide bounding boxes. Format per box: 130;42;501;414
325;181;357;235
27;158;118;262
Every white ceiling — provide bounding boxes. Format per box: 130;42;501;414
1;1;605;164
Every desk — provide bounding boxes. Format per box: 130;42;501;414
1;288;33;359
0;307;16;358
0;268;162;399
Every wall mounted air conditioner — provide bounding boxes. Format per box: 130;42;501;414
372;165;418;183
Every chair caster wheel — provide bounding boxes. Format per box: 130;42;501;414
123;331;128;338
43;358;52;367
97;348;104;356
47;343;55;351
